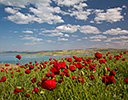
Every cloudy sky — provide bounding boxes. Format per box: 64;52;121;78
0;0;128;51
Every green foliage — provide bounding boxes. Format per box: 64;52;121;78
0;50;128;100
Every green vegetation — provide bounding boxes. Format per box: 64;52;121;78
0;49;128;100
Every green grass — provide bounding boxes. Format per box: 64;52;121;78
0;50;128;100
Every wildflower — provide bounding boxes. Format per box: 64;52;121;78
16;62;19;65
16;55;21;60
35;60;37;63
29;61;32;64
41;79;56;90
31;78;37;83
71;75;75;80
123;51;127;54
34;68;37;71
0;76;6;82
89;74;95;80
67;58;72;62
32;87;39;93
24;93;30;98
95;52;102;59
124;78;128;83
14;87;23;93
19;73;23;76
122;58;126;61
5;63;10;66
25;69;31;74
110;70;116;76
29;65;34;69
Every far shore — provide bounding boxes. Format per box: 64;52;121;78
20;48;128;56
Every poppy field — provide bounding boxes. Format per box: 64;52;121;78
0;51;128;100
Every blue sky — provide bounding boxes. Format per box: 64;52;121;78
0;0;128;51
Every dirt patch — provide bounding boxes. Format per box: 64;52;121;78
0;63;19;70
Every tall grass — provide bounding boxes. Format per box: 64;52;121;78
0;51;128;100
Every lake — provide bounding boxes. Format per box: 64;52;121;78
0;53;88;65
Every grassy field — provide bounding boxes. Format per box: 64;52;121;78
20;48;128;56
0;49;128;100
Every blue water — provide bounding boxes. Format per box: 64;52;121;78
0;53;88;65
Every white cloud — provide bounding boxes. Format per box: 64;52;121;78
72;35;78;37
74;3;87;10
94;7;123;23
29;5;64;24
77;39;81;41
89;35;107;39
2;0;64;24
79;25;101;34
70;9;92;20
21;35;43;42
46;40;55;43
104;36;128;42
41;32;64;37
90;21;94;23
24;42;43;45
56;24;79;33
122;5;127;9
7;12;37;24
103;28;128;35
22;30;33;34
114;40;128;46
58;37;68;41
82;37;88;39
90;39;101;41
5;7;19;14
53;0;86;7
0;0;51;8
64;34;70;37
40;24;100;36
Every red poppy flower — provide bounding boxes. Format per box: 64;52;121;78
67;58;72;62
25;69;31;74
35;60;37;63
29;65;34;69
1;70;4;72
49;58;52;61
0;76;6;82
37;81;41;86
89;74;95;80
11;75;14;78
110;70;116;76
69;65;76;72
77;76;84;84
122;58;126;61
123;51;127;54
31;78;37;83
46;72;51;77
106;67;111;71
5;63;10;66
50;72;55;78
41;79;56;90
41;78;47;82
16;55;21;60
19;73;23;76
124;78;128;83
14;88;23;93
95;52;102;59
32;87;39;93
24;93;30;98
71;75;75;79
34;68;37;71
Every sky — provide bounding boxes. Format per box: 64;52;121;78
0;0;128;51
